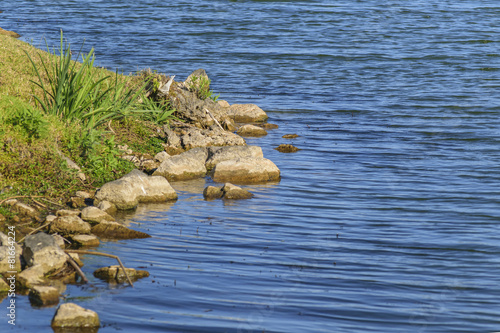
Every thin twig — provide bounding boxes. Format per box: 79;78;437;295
31;197;47;209
204;108;224;131
18;222;51;243
0;195;44;206
64;250;134;287
39;197;66;208
66;253;88;283
108;120;116;134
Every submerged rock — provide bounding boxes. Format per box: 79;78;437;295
236;124;268;137
203;186;224;200
259;123;279;130
204;183;254;200
212;157;280;184
22;233;68;274
221;183;254;200
153;147;208;181
275;144;300;153
205;145;263;170
94;169;177;210
227;104;268;123
91;221;151;240
29;286;60;307
94;265;150;283
51;303;100;330
282;134;299;139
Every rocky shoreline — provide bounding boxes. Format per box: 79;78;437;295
0;64;296;330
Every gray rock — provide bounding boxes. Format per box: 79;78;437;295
16;264;47;289
52;234;66;248
203;186;224;200
206;145;263;170
91;221;151;240
94;169;178;210
70;235;100;247
12;202;38;218
97;200;117;215
164;126;182;148
55;210;80;217
227;104;268;123
22;233;67;274
50;215;91;236
51;303;100;329
75;191;92;199
154;151;170;163
212;157;281;184
81;206;114;224
29;286;60;307
94;265;150;283
236;124;268;137
153;147;208;181
221;183;254;200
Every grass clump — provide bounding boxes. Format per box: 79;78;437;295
0;31;176;218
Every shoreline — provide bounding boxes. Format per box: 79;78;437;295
0;30;296;330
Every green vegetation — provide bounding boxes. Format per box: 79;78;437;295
0;32;175;220
188;75;220;102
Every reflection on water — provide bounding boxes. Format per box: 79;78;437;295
2;0;500;332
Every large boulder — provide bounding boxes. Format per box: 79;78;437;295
94;169;178;210
22;233;68;274
212;157;280;184
226;104;268;123
205;145;263;170
153;147;208;181
50;215;91;236
91;221;151;240
51;303;100;330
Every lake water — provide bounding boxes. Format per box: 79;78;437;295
2;1;500;332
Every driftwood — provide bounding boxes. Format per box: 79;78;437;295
64;250;134;287
66;253;88;283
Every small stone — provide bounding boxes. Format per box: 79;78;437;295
56;210;80;217
45;215;58;224
29;286;60;307
13;202;38;218
71;235;100;247
282;134;299;139
17;264;47;289
75;191;92;199
68;197;86;208
227;104;268;123
52;234;66;248
212;157;281;184
94;265;149;283
217;100;230;108
50;215;91;235
203;186;224;200
222;183;254;200
0;214;5;222
81;206;114;224
236;124;268;137
154;151;170;163
0;278;9;292
97;200;117;215
259;123;279;129
51;303;100;329
91;221;151;240
275;144;300;153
